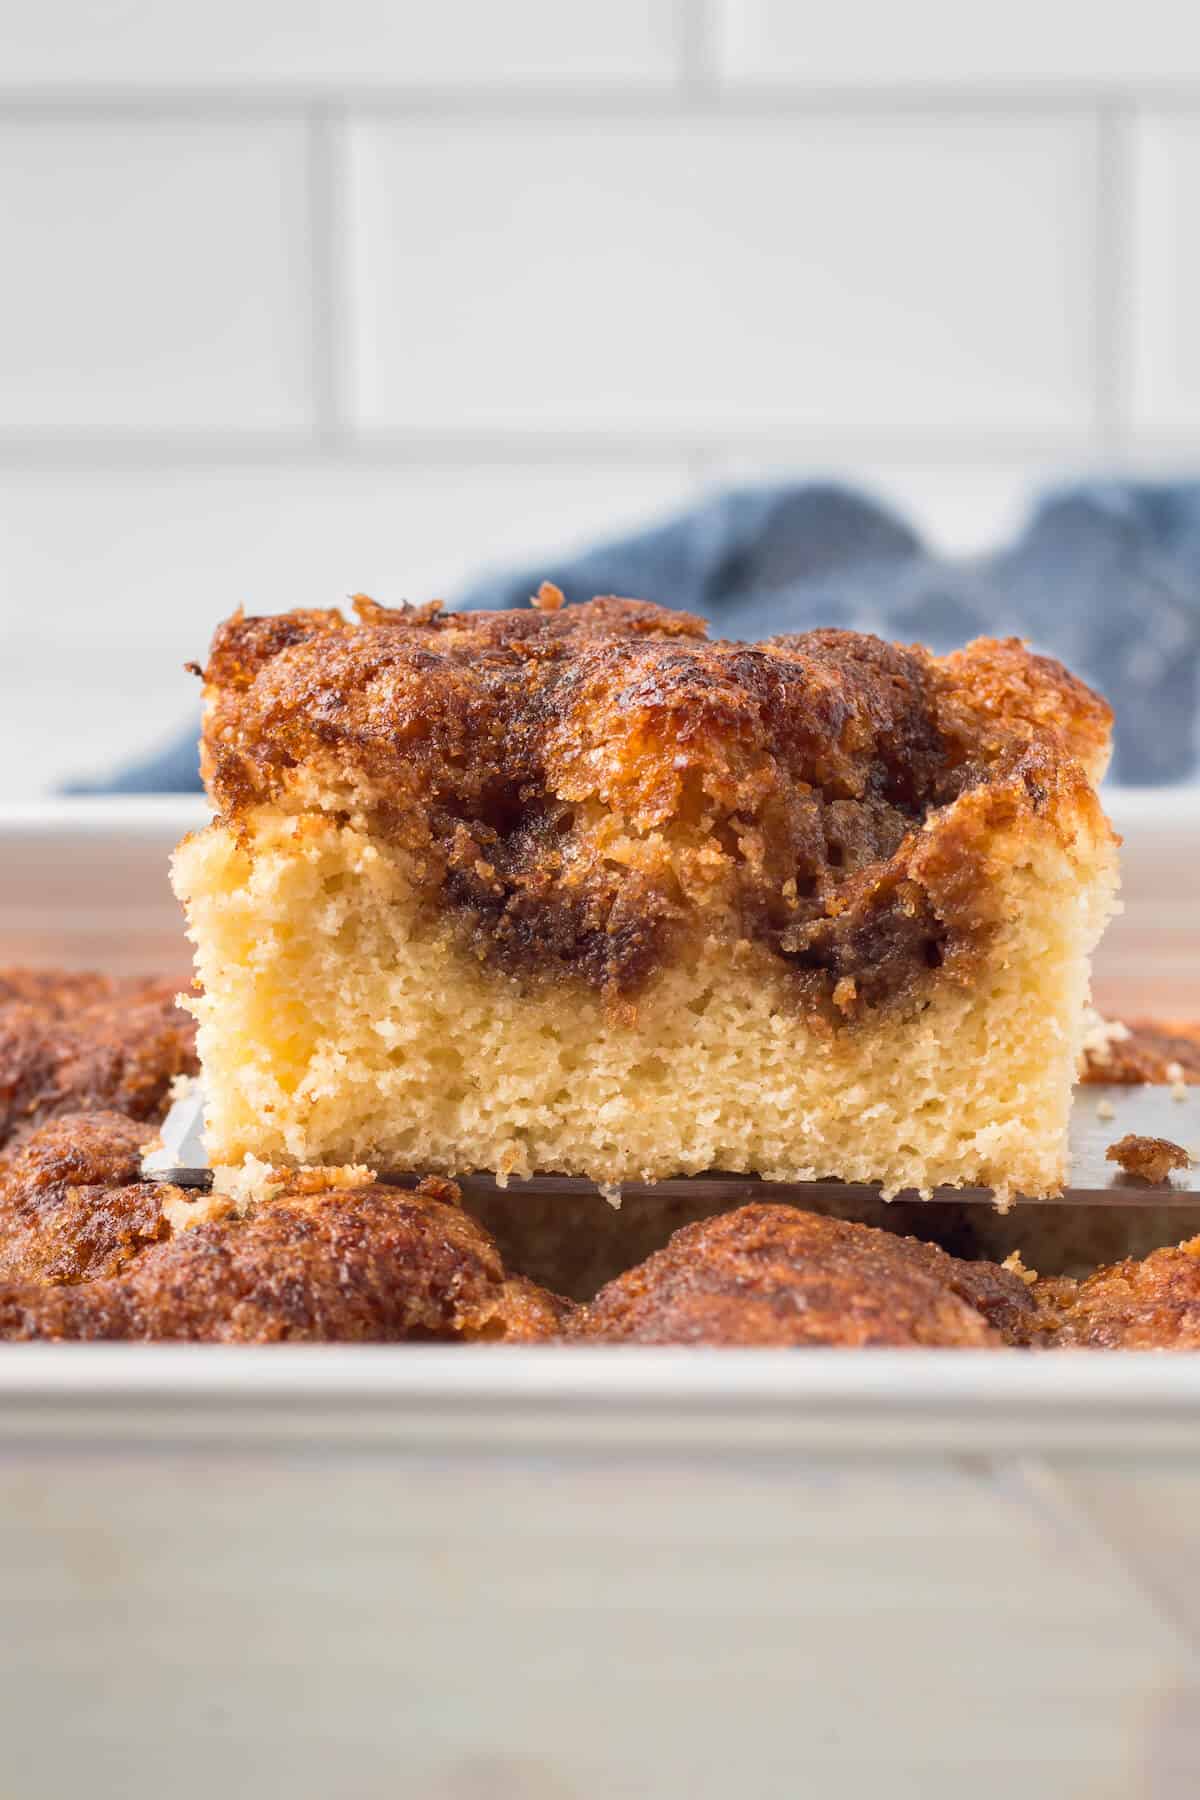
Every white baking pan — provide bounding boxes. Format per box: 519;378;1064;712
2;792;1200;1800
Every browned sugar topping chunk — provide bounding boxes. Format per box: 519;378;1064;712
1106;1133;1191;1185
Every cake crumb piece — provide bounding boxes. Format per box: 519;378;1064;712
1096;1098;1116;1120
531;580;565;612
212;1155;285;1212
160;1187;237;1233
1001;1250;1039;1287
1106;1133;1191;1184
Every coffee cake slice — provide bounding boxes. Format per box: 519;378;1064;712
173;594;1118;1201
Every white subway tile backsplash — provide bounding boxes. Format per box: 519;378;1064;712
716;0;1200;87
3;4;1196;803
0;120;314;434
0;0;679;87
1130;113;1200;441
0;459;693;797
345;116;1098;441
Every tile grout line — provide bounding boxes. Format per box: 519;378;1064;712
1093;98;1132;460
0;432;1129;470
679;0;717;100
2;83;1200;120
307;101;346;449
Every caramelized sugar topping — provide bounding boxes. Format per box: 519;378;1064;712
199;597;1111;1013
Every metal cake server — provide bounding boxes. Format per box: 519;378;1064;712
144;1079;1200;1207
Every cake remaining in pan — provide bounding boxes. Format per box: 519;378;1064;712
173;594;1118;1201
1082;1018;1200;1086
569;1201;1200;1352
1034;1236;1200;1349
0;1142;568;1344
0;970;1197;1352
568;1203;1038;1348
0;968;197;1152
0;1111;172;1285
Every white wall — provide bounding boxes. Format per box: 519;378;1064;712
1;1;1199;795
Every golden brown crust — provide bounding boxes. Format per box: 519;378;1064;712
0;1175;570;1344
0;1111;172;1284
1105;1133;1191;1184
0;1094;572;1341
196;599;1112;1014
0;969;152;1014
0;969;198;1152
568;1203;1038;1347
936;636;1113;782
491;1276;576;1342
1082;1020;1200;1086
1035;1238;1200;1348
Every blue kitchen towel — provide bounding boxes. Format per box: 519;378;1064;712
71;479;1200;792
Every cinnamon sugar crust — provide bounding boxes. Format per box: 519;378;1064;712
195;597;1113;1014
1035;1237;1200;1348
0;970;156;1014
0;1111;173;1285
569;1202;1039;1348
0;1171;571;1344
1083;1020;1200;1086
0;969;198;1152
